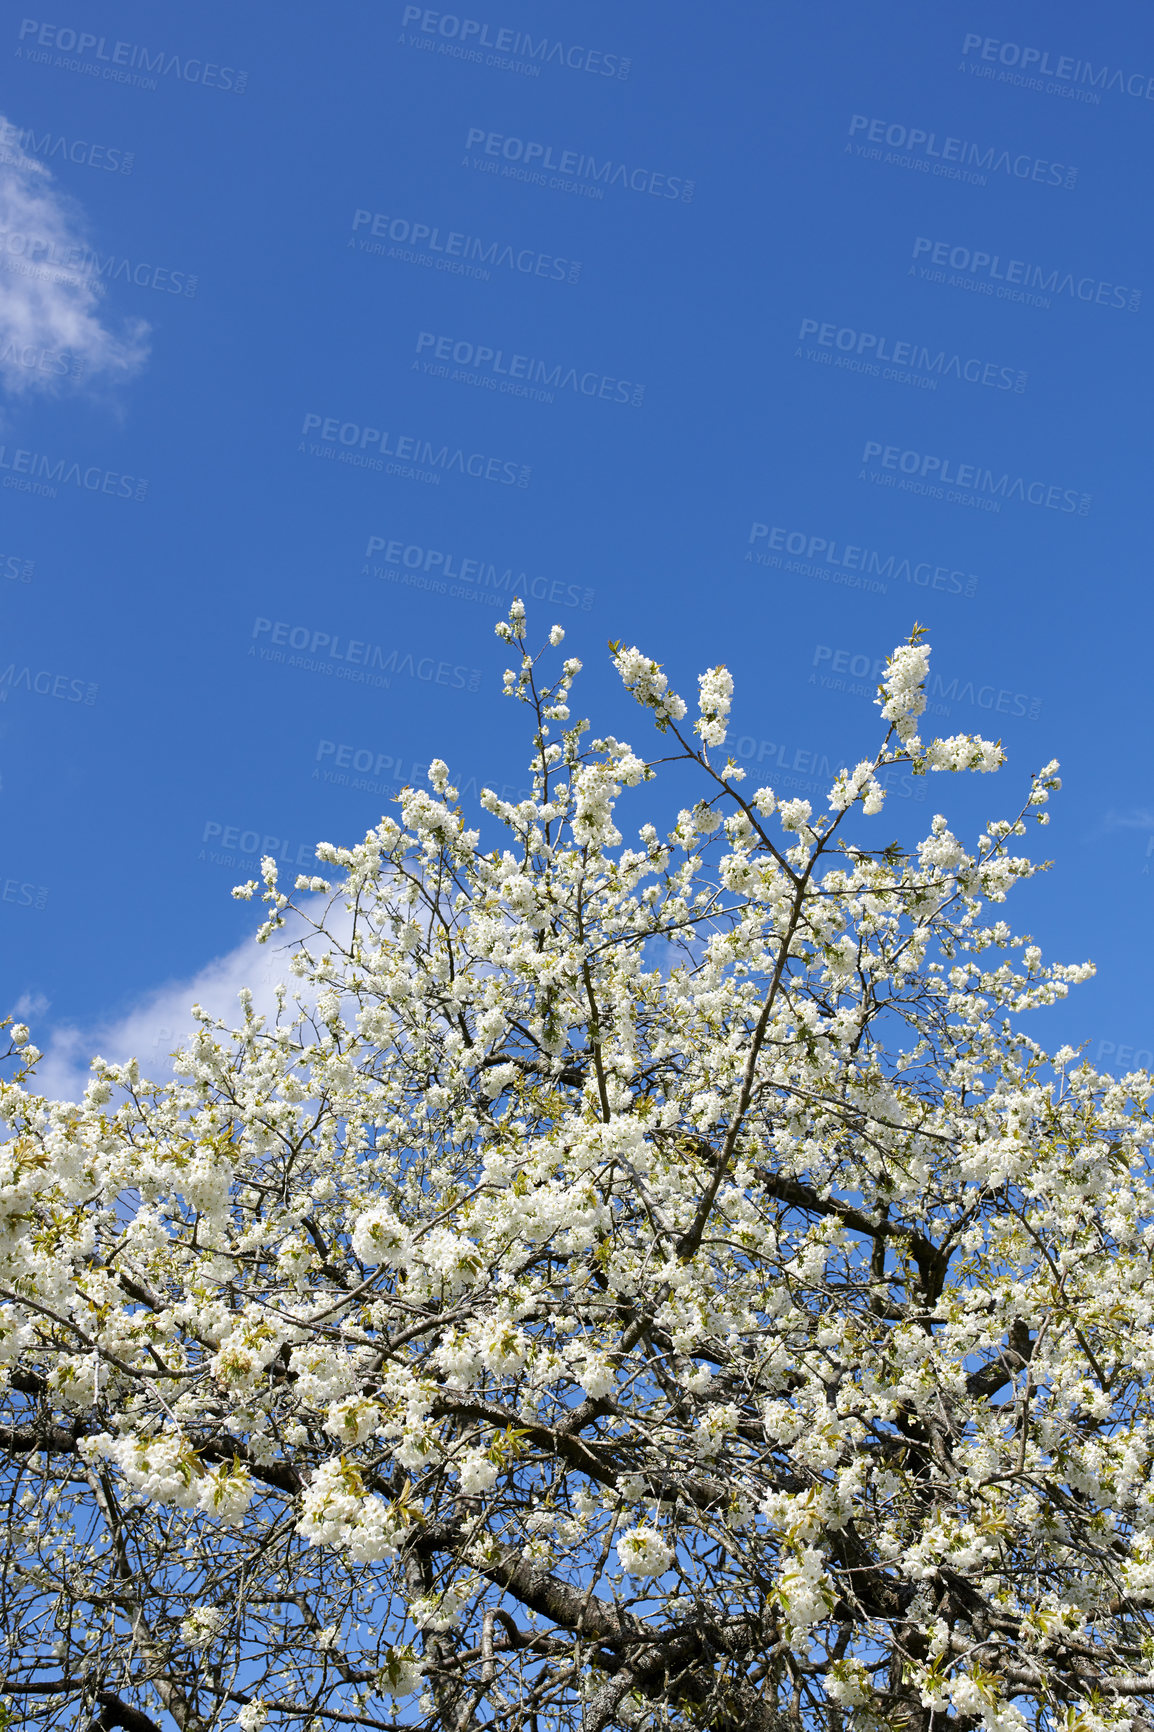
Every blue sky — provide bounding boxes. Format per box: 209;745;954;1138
2;0;1152;1092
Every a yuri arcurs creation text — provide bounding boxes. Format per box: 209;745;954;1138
0;607;1149;1732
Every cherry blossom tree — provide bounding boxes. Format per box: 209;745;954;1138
0;608;1150;1732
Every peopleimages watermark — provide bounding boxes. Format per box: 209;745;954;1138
0;341;85;380
0;872;48;911
414;330;644;406
1;551;34;583
463;128;694;202
316;741;433;789
198;821;315;873
351;209;581;285
796;316;1026;393
298;414;531;488
810;644;1042;722
15;20;247;92
745;524;978;599
0;229;197;297
0;444;149;502
961;34;1154;104
0;117;133;172
845;114;1077;189
400;7;630;78
859;440;1091;517
249;617;483;694
909;237;1141;313
0;662;97;704
363;536;595;611
312;740;533;807
1095;1036;1154;1069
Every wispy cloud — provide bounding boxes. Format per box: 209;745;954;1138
1097;808;1154;834
0;119;148;395
22;907;334;1103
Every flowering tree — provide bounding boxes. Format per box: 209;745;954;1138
0;608;1150;1732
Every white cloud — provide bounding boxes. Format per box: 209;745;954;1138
0;120;148;394
25;905;334;1103
1099;808;1154;832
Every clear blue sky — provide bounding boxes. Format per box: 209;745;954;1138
2;0;1152;1086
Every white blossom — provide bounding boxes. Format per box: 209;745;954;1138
617;1527;674;1577
182;1605;227;1647
0;623;1140;1732
695;665;734;747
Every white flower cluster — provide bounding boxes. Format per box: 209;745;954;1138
924;732;1005;773
827;759;886;815
409;1576;475;1631
572;763;626;848
695;665;734;748
917;815;967;872
616;1526;674;1577
876;641;930;742
776;1546;836;1634
458;1451;499;1493
181;1605;227;1647
693;1399;740;1460
825;1660;873;1708
612;646;687;725
0;614;1140;1732
377;1645;425;1697
323;1395;382;1447
82;1432;254;1525
351;1205;414;1268
777;797;813;833
297;1458;412;1563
